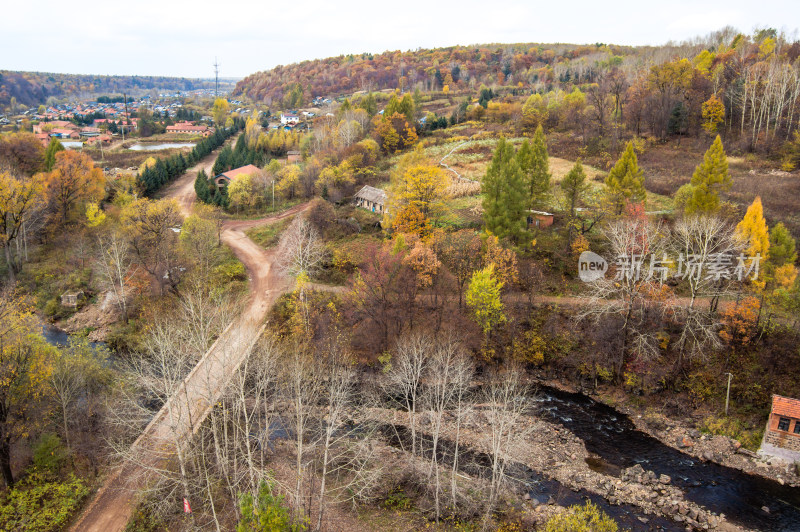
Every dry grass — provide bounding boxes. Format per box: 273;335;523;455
639;138;800;237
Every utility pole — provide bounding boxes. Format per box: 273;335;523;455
122;92;129;143
213;57;220;99
724;372;733;416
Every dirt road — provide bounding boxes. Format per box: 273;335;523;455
71;137;307;532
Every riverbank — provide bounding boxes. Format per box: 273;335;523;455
538;379;800;488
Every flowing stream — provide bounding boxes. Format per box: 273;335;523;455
538;386;800;531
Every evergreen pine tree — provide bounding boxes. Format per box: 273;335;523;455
482;138;527;243
43;138;64;172
684;135;732;215
517;125;551;210
605;141;646;213
194;169;211;203
561;161;590;252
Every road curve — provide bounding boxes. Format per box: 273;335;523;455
71;139;306;532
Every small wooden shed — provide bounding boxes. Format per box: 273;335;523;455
527;210;554;228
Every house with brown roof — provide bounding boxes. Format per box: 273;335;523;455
760;394;800;462
34;133;50;147
166;121;210;135
213;164;261;189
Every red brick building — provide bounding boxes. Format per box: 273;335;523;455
763;395;800;453
527;210;554;228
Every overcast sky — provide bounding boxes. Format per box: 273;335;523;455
3;0;798;79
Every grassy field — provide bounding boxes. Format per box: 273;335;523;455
246;216;294;248
386;136;674;229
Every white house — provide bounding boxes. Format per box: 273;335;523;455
281;112;299;125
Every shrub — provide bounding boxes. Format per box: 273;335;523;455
237;480;305;532
213;261;247;284
700;415;764;451
33;434;67;474
511;329;546;365
0;473;90;532
44;298;60;317
544;501;618;532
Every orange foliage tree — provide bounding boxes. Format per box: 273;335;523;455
46;151;105;224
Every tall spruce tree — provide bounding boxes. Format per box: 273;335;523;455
517;125;551;210
561;161;590;252
43;138;64;172
684;135;732;215
605;141;646;214
482;138;527;243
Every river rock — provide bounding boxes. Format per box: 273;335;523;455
659;474;671;484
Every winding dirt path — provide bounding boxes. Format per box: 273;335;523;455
71;138;307;532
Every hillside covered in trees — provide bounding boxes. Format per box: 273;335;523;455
234;28;800;154
0;71;237;109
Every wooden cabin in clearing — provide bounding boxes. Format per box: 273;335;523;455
354;185;387;214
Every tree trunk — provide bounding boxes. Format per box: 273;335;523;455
4;246;16;284
0;437;14;488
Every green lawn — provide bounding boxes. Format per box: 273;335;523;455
246;216;294;248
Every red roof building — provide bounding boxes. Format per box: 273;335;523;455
763;395;800;454
166;121;209;134
213;164;260;189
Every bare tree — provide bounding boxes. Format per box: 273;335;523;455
113;319;200;526
314;331;356;531
383;332;428;458
671;215;743;363
578;212;675;379
424;333;474;523
672;215;742;310
482;365;532;525
276;217;327;278
95;230;137;323
280;341;323;517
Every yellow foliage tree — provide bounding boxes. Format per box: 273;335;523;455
212;98;230;126
735;196;769;288
0;291;54;487
701;95;725;134
85;202;106;227
0;172;44;282
387;148;449;225
227;173;257;212
392;204;430;238
46;150;105;224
